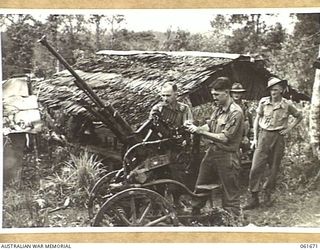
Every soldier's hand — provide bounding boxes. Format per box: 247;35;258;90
183;120;193;127
185;124;199;134
250;138;257;149
279;127;291;135
242;136;250;145
181;139;187;147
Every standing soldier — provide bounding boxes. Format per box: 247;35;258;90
230;82;252;155
244;77;303;209
185;77;244;219
150;82;193;210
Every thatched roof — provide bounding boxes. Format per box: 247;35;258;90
33;50;309;129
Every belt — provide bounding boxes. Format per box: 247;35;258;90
209;144;230;152
209;144;220;151
261;129;282;133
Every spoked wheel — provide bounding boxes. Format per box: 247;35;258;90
88;170;123;219
92;188;179;227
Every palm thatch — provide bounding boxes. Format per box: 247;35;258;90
33;50;309;131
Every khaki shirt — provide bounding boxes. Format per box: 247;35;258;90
257;97;302;131
207;101;244;152
149;101;193;127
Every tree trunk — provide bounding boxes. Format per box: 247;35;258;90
309;45;320;159
95;16;101;51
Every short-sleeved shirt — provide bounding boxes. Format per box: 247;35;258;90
149;101;193;127
207;100;244;152
256;97;302;131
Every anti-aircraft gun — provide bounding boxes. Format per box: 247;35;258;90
39;36;208;226
38;35;195;157
39;35;193;144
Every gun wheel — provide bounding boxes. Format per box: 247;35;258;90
92;188;179;227
87;169;123;219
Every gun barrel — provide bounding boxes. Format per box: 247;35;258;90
38;35;134;143
38;36;104;107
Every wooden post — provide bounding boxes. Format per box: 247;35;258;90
310;45;320;160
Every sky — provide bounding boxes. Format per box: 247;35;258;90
1;8;320;33
118;10;295;33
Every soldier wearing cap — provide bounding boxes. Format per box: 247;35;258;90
231;83;252;153
244;77;303;209
185;77;244;219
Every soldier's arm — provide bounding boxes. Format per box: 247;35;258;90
253;99;264;143
189;111;243;144
184;105;194;123
290;113;303;129
185;121;227;143
253;114;261;142
197;129;229;143
289;103;303;128
243;120;250;137
279;103;303;135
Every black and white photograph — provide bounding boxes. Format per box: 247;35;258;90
1;9;320;230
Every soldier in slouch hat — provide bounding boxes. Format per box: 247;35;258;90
244;77;303;209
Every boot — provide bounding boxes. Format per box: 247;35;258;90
191;207;201;216
263;191;272;207
243;192;260;210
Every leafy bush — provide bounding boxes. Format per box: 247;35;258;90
278;104;320;191
43;149;105;208
65;149;105;189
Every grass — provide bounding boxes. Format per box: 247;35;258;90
64;149;104;190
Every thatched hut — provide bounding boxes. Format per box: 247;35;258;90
33;50;309;146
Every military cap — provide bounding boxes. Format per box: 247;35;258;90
267;76;287;89
231;82;246;92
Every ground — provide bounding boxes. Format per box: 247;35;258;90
241;189;320;227
2;144;320;228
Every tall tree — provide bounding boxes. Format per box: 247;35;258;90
105;29;160;50
88;14;108;51
32;14;62;77
162;28;190;51
206;14;230;52
291;13;320;94
105;14;126;49
269;13;320;94
57;15;94;64
227;14;267;54
262;22;287;50
1;14;43;79
310;45;320;160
